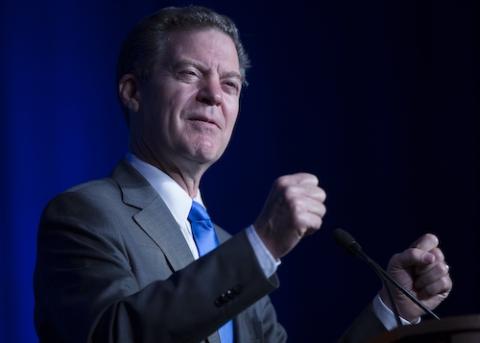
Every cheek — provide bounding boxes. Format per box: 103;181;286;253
168;88;198;121
148;93;188;137
223;98;239;130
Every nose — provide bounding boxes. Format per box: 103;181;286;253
196;77;223;106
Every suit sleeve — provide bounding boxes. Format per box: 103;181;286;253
257;296;287;342
34;191;280;343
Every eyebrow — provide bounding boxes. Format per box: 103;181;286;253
174;58;243;82
222;71;243;82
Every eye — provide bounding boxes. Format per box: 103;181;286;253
181;70;196;76
222;80;240;94
177;68;199;81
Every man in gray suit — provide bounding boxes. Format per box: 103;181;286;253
34;6;452;343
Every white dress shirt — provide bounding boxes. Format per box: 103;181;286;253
126;153;279;274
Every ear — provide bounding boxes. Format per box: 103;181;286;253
118;73;141;113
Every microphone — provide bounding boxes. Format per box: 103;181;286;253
333;228;440;323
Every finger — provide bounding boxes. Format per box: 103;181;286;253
430;247;444;261
418;275;452;298
294;212;323;233
296;185;326;202
308;202;326;218
415;248;445;274
285;184;326;203
283;186;326;213
277;173;318;187
307;187;326;203
290;196;326;218
296;173;319;186
414;262;450;289
410;233;439;251
391;248;436;270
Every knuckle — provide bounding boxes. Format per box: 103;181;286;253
447;277;453;290
439;263;449;275
431;247;444;260
438;276;450;290
275;176;289;189
284;186;296;201
388;253;402;267
445;275;453;288
319;188;327;201
404;248;418;260
309;174;319;185
309;215;322;230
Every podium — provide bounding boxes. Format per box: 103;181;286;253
369;315;480;343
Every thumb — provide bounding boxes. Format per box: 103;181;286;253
391;248;436;270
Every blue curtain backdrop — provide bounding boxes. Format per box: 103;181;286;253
1;0;478;342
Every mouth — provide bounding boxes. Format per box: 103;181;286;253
188;116;221;129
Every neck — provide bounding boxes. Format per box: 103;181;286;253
130;145;205;198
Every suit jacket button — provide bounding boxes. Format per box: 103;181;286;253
215;293;229;307
226;289;235;299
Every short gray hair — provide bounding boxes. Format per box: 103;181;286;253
117;6;250;85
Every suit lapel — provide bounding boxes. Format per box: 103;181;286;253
112;161;194;271
112;161;223;343
133;199;195;271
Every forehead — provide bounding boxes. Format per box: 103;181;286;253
161;29;240;73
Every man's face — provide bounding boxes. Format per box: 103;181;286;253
132;29;242;172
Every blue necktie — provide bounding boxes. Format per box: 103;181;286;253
188;201;234;343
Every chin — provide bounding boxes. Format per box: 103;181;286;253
191;149;221;165
188;138;226;163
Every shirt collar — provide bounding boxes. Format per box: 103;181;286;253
126;153;204;225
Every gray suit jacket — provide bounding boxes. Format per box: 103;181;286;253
35;161;287;343
34;161;385;343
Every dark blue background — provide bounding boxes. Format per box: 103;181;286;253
1;0;478;342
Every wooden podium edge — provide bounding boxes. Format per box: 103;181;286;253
369;314;480;343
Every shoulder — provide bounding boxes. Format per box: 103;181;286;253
46;177;120;212
40;177;129;235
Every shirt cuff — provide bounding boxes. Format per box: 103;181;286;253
245;225;281;278
372;294;421;331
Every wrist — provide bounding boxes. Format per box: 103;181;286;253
253;222;281;259
379;288;421;323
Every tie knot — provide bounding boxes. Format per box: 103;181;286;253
188;201;211;222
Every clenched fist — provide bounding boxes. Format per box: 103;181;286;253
254;173;327;259
380;233;452;322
